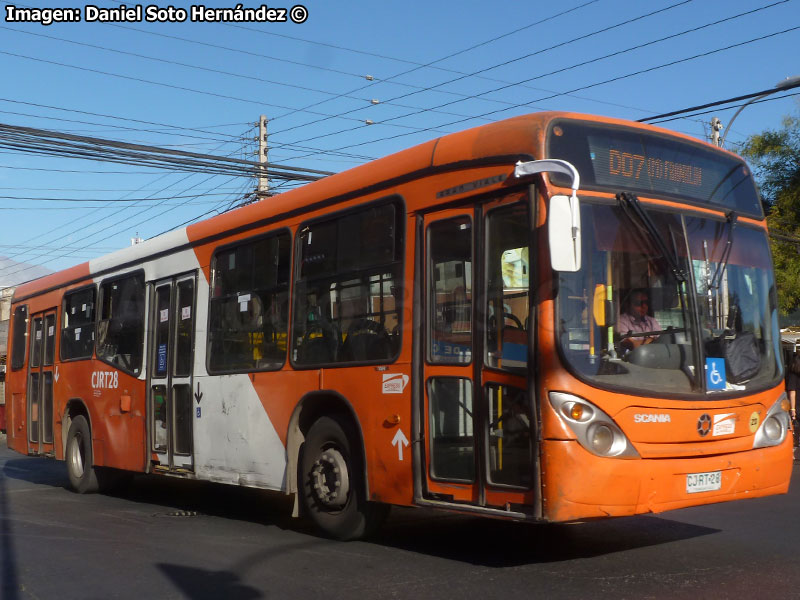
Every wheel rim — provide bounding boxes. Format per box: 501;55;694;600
70;432;85;478
310;446;350;509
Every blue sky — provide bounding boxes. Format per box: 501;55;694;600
0;0;798;282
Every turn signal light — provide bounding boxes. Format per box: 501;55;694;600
570;404;584;421
781;397;791;412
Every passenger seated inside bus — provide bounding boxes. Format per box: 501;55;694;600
617;288;662;351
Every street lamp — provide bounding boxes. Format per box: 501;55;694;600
716;75;800;148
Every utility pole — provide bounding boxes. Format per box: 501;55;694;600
256;114;268;197
710;117;723;147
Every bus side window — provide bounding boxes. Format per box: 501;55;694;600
485;203;530;372
61;287;96;361
428;217;472;364
293;201;403;366
208;231;291;373
10;305;28;371
97;273;145;375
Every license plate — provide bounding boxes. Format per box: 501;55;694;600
686;470;722;494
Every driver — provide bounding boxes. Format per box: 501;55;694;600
618;289;661;350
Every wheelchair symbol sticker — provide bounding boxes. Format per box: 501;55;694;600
705;358;726;390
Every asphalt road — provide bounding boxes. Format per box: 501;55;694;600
2;433;799;600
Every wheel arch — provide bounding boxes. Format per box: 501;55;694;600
285;390;368;514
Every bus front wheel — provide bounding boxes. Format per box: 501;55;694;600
300;415;388;540
66;415;100;494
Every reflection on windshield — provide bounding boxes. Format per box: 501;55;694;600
557;201;781;396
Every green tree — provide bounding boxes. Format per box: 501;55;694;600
740;113;800;316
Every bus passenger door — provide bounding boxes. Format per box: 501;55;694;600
148;274;196;472
421;195;537;513
423;210;480;504
27;310;56;456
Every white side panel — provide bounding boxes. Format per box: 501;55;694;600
192;373;288;490
89;229;191;276
188;256;288;491
91;230;287;489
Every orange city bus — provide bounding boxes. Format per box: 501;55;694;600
4;112;793;540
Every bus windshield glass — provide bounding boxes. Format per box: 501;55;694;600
557;200;781;396
547;119;762;217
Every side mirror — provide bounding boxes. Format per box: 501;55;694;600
514;159;582;274
548;194;581;272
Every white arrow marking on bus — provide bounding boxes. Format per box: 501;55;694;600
54;366;59;382
392;428;409;461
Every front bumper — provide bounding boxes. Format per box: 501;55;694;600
540;436;793;522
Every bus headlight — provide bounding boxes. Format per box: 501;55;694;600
763;417;782;441
549;392;639;459
588;423;615;454
753;393;791;449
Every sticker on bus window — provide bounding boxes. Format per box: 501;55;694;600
238;294;250;312
75;328;81;340
705;358;726;390
36;330;41;340
157;343;167;373
181;306;191;320
160;308;169;323
48;326;54;337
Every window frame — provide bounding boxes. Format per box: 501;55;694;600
483;200;531;375
290;195;406;369
206;227;293;375
96;269;146;377
59;284;97;362
426;214;474;366
10;304;28;371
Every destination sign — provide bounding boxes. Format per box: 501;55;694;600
547;120;762;218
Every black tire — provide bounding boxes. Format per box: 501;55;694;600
65;415;100;494
300;415;389;540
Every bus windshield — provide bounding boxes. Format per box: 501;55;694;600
557;200;781;396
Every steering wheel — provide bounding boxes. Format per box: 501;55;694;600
489;312;525;332
302;317;339;345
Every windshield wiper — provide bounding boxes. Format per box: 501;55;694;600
710;210;737;291
617;192;687;282
616;192;699;389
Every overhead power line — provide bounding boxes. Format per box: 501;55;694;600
646;92;800;127
269;0;697;140
638;88;800;123
0;121;333;181
292;22;800;157
0;129;258;281
0;97;377;162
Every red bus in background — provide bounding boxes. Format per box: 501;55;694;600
4;112;793;540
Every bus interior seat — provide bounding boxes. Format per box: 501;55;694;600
340;318;392;362
296;320;340;364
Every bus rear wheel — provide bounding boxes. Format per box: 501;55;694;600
66;415;100;494
300;415;388;540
